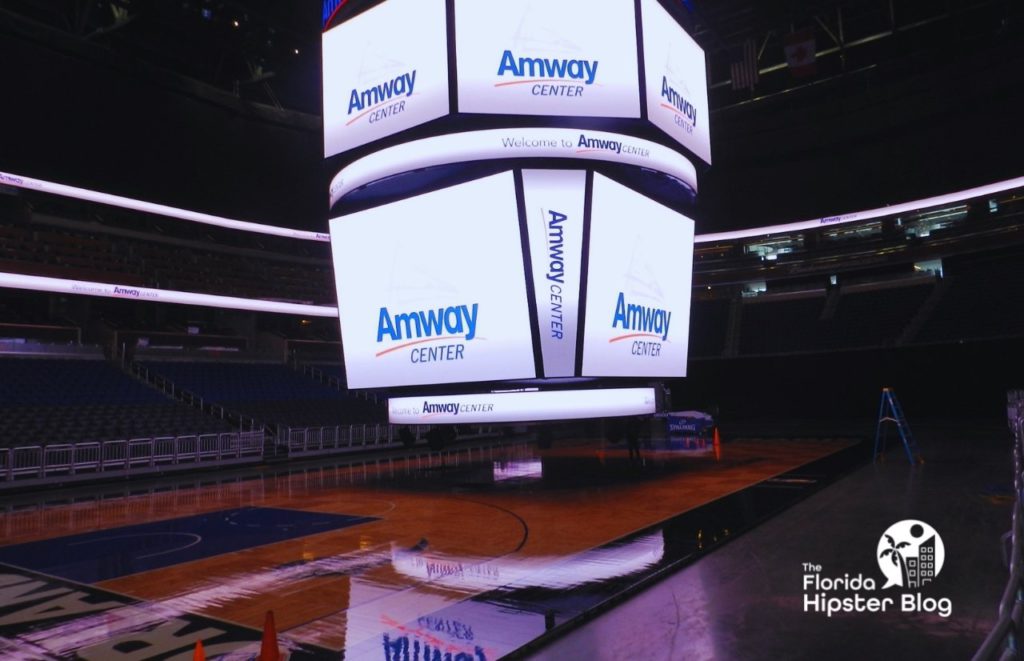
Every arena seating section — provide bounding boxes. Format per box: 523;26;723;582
740;294;826;355
688;298;732;357
139;362;385;429
0;222;334;304
821;283;933;349
0;358;234;448
916;250;1024;344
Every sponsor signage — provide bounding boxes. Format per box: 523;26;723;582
322;0;450;158
329;128;697;207
330;172;537;388
388;387;657;424
454;0;640;118
640;0;711;165
581;174;694;377
522;170;585;377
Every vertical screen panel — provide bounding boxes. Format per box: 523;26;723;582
322;0;450;158
581;173;694;377
522;169;586;377
640;0;711;164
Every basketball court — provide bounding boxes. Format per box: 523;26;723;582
0;435;861;659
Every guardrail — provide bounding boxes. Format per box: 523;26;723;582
974;390;1024;661
0;431;264;490
286;424;503;458
286;424;395;457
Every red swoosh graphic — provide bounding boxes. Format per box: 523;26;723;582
375;335;462;357
609;333;662;343
659;102;694;122
345;93;418;126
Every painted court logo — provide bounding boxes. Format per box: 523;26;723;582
801;519;952;618
877;519;944;589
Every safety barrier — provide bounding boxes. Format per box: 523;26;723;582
286;424;396;457
973;390;1024;661
0;431;264;489
285;424;502;458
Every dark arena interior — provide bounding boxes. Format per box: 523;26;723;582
0;1;1023;659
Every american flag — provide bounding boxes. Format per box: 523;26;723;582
730;38;759;91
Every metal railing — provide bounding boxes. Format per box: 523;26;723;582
286;424;396;457
285;423;502;458
0;431;264;489
974;390;1024;661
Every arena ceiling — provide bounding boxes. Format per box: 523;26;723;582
0;0;1021;230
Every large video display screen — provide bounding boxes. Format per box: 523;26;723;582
454;0;641;119
329;172;537;388
322;0;450;158
580;173;694;377
641;0;711;165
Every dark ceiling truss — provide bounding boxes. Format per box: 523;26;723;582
683;0;1021;111
0;0;319;112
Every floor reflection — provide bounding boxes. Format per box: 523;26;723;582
0;437;864;660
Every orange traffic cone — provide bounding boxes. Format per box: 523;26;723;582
259;610;280;661
713;427;721;461
192;640;206;661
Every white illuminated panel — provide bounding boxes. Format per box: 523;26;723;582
330;173;536;388
0;271;338;316
322;0;450;158
454;0;640;118
581;174;693;377
329;128;696;206
641;0;711;164
522;170;585;377
388;387;656;424
0;172;328;242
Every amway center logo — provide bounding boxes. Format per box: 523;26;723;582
420;400;495;420
609;292;671;359
659;75;698;134
376;303;479;364
801;519;951;618
496;50;598;98
877;519;945;589
346;70;416;127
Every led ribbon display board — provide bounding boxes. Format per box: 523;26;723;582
388;387;657;424
329;128;697;208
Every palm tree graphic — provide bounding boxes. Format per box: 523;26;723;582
879;534;912;587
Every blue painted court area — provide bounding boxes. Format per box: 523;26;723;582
0;506;377;584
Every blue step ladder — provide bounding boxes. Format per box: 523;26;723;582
873;387;923;464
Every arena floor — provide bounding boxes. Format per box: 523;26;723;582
0;436;862;659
